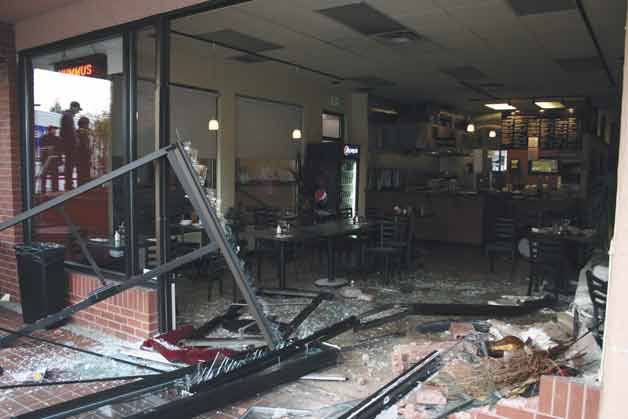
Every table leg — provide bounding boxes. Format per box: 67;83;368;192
280;242;287;289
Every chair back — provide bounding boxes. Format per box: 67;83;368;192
529;236;562;266
393;215;411;243
376;219;397;247
494;217;516;244
586;269;608;326
253;207;278;228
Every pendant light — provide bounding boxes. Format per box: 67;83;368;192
208;43;220;132
489;130;497;138
466;123;475;133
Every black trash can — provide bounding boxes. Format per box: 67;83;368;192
15;243;67;324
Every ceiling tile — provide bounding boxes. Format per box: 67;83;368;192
440;65;487;80
196;29;283;52
171;0;623;110
520;10;596;58
317;3;406;35
507;0;576;16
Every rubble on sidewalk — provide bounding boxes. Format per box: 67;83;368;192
413;384;447;405
449;322;475;339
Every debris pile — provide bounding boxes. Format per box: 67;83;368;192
380;313;601;419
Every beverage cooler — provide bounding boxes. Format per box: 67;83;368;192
304;142;360;217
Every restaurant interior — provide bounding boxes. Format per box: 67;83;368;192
6;0;627;417
29;0;620;329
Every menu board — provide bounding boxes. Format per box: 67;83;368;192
501;114;579;150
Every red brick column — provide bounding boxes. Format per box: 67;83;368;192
0;23;23;302
68;272;159;341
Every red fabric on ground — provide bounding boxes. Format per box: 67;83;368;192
141;324;237;365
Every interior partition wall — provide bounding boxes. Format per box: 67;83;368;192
18;1;248;332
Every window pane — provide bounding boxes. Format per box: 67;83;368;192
31;36;127;273
169;85;218;189
135;27;158;271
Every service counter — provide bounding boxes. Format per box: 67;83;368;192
366;190;582;246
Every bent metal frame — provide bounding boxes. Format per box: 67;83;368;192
0;141;280;349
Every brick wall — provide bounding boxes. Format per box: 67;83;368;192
467;376;600;419
0;23;23;302
67;271;159;342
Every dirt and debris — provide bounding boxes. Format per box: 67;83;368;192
0;244;604;418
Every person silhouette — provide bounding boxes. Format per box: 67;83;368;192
38;126;61;192
60;101;82;189
75;116;92;186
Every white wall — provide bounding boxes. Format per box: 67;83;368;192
236;96;302;160
168;36;350;208
170;85;218;161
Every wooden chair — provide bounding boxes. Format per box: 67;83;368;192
365;220;403;283
485;217;517;275
528;236;563;297
335;207;358;268
253;207;278;229
586;269;608;347
385;215;413;268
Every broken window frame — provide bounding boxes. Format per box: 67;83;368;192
0;142;281;349
18;1;255;332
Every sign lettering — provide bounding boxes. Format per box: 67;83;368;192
55;54;107;79
343;144;360;157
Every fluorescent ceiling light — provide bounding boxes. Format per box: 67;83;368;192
535;101;565;109
485;103;517;111
370;107;399;115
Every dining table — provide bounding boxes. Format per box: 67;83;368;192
249;220;373;289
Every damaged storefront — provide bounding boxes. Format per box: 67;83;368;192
0;0;625;418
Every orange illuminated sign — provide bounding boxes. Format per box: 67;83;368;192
55;54;107;79
59;64;94;77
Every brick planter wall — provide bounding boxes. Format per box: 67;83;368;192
464;376;601;419
0;23;23;303
67;271;159;342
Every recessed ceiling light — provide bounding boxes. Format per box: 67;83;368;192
535;101;565;109
485;103;517;111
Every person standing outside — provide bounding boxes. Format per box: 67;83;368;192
38;126;62;192
75;116;92;185
60;101;82;189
